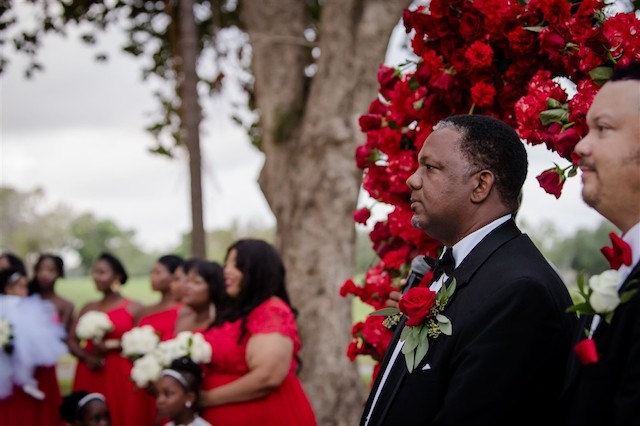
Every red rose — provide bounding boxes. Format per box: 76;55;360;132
359;114;383;132
382;246;411;270
536;168;566;199
471;81;496;107
553;128;581;158
353;207;371;225
540;29;566;53
355;145;372;169
398;287;437;326
459;9;484;41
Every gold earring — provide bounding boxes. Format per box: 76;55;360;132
185;401;192;408
110;279;121;293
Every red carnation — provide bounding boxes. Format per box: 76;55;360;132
346;340;362;361
536;167;566;199
353;207;371;225
465;41;494;69
398;287;437;326
339;279;358;297
359;114;383;132
471;81;496;107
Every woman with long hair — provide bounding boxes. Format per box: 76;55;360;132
199;239;316;426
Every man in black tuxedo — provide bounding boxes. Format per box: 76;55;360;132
561;63;640;425
360;114;575;425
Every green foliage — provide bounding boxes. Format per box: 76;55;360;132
69;212;157;276
173;221;275;262
0;186;72;257
523;219;615;276
56;276;159;311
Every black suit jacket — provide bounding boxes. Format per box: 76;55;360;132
361;220;575;426
561;263;640;426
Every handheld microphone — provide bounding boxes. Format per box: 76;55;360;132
402;256;431;294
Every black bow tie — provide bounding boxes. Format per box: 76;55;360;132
424;250;455;281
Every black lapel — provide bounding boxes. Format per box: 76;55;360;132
369;219;521;424
449;219;522;293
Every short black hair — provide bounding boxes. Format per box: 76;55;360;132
611;61;640;82
157;254;184;274
436;114;528;212
97;252;128;285
179;258;198;275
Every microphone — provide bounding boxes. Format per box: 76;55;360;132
401;256;431;294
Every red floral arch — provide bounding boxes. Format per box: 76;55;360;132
340;0;639;379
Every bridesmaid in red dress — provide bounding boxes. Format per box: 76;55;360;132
137;259;224;425
138;255;185;340
69;252;143;426
199;239;317;426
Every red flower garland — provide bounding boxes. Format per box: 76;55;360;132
340;0;640;380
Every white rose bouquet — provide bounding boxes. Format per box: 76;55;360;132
121;326;160;359
0;319;12;353
76;311;114;342
131;352;164;388
129;330;212;387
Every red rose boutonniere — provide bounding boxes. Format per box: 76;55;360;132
370;279;456;372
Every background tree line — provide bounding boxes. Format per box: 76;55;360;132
2;184;612;280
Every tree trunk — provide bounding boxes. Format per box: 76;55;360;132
242;1;411;424
178;0;206;258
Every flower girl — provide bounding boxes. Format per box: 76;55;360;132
0;268;67;401
155;356;211;426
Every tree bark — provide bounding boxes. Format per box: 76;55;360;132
242;1;411;424
178;0;206;258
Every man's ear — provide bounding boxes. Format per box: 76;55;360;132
470;170;495;203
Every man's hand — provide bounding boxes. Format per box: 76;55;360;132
386;278;408;309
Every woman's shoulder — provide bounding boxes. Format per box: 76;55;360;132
247;297;297;336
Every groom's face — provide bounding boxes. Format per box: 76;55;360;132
407;126;476;245
575;79;640;229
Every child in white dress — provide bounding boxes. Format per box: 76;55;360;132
0;268;67;400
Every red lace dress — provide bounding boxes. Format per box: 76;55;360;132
72;300;140;426
200;297;316;426
136;304;181;425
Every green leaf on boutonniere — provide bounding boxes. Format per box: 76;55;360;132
369;307;401;317
402;330;420;354
620;289;638;304
603;311;615;324
577;272;586;294
414;330;430;370
566;302;591;314
446;279;457;298
405;347;415;372
400;325;411;341
437;315;452;336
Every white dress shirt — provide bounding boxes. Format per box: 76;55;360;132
364;214;512;425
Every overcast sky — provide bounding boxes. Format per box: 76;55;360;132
0;19;603;252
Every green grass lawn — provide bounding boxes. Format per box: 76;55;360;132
56;276;160;311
